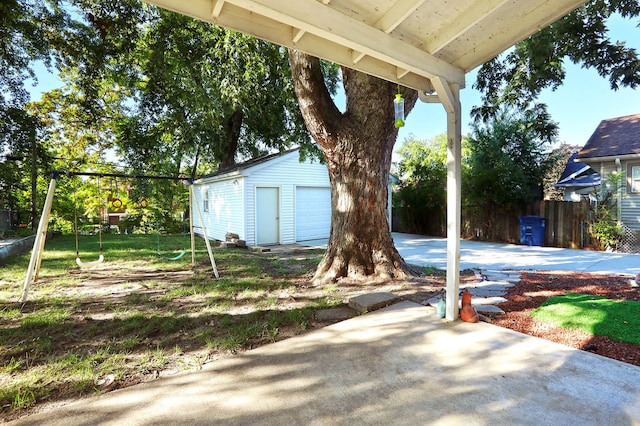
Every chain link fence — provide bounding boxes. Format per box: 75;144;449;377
617;225;640;254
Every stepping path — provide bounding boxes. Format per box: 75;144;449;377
344;269;522;319
424;269;522;318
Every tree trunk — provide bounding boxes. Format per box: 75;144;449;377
289;50;418;284
219;108;243;168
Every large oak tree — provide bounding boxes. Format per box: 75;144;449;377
289;51;418;284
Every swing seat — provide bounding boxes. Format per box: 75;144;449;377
76;254;104;267
157;250;188;261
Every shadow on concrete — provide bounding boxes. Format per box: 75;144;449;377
10;302;640;425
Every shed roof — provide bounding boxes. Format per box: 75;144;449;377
576;114;640;161
197;148;300;181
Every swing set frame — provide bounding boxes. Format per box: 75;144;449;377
74;174;105;267
20;170;219;303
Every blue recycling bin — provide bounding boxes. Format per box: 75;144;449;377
519;216;546;246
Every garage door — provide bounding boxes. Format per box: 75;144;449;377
296;187;331;242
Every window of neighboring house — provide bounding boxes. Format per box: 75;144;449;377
628;164;640;194
203;189;209;212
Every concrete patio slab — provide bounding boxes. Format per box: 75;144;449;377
9;302;640;426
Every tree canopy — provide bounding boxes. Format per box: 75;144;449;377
1;0;337;230
473;0;640;120
465;106;558;211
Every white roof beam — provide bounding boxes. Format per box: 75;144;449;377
292;28;306;43
397;67;410;79
451;0;587;70
293;34;435;91
375;0;428;34
352;50;366;64
222;0;464;86
425;0;511;54
212;0;225;18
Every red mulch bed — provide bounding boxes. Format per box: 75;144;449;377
493;270;640;367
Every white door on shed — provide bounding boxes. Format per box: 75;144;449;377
256;187;279;245
296;187;331;242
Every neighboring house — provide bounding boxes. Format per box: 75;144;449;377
191;148;392;246
576;113;640;230
554;152;601;202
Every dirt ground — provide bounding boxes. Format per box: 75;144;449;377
48;263;640;368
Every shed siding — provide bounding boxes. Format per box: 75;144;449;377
193;150;393;246
245;153;329;245
192;177;245;241
192;151;330;247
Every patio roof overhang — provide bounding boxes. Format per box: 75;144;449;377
144;0;586;94
141;0;588;321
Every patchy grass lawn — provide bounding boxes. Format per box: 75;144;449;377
0;234;442;420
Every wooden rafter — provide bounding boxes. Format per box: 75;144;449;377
374;0;428;34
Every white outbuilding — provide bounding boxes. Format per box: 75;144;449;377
191;148;391;247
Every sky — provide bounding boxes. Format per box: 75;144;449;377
28;14;639;154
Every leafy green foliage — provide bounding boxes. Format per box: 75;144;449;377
473;1;640;119
588;172;623;250
465;106;558;214
395;111;559;236
0;0;62;219
1;0;340;229
532;293;640;345
393;134;454;234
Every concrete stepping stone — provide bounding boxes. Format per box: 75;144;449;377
316;306;358;321
482;271;521;283
424;293;507;306
423;267;517;317
465;286;508;298
469;296;508;305
424;295;442;306
470;280;515;289
475;304;505;316
349;292;400;313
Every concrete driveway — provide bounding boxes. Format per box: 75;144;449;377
302;233;640;275
392;233;640;276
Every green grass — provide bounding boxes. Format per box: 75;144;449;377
531;293;640;345
0;233;328;418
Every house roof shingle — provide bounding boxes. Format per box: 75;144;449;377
576;113;640;161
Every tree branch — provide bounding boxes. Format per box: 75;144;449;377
288;49;342;149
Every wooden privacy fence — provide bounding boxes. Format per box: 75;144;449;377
460;199;590;248
395;199;591;249
535;199;590;249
